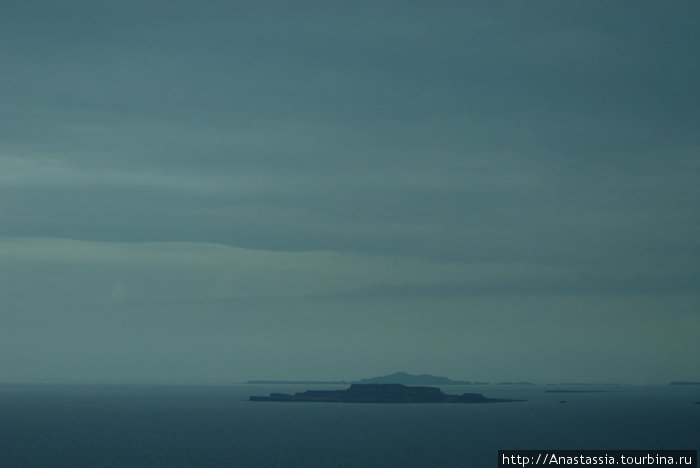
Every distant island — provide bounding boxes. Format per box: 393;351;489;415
545;390;615;394
247;372;471;385
669;381;700;386
250;383;524;404
246;380;350;385
356;372;470;385
560;382;621;386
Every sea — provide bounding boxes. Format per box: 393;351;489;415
0;383;697;467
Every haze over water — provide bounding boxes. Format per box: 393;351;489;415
1;1;698;392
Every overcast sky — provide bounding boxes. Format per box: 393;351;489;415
1;1;698;385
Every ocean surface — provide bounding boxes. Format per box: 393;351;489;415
0;383;697;467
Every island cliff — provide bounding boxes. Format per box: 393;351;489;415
250;383;523;403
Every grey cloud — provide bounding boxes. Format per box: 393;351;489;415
1;1;698;384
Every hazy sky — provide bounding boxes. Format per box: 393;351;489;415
1;1;698;384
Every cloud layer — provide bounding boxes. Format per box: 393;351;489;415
1;1;698;384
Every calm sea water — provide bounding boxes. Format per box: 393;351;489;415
0;384;697;467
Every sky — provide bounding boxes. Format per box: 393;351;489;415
1;1;698;385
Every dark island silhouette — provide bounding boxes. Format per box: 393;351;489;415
356;372;471;385
546;390;615;394
249;383;523;403
247;371;470;385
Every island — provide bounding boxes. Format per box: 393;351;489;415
247;372;471;385
356;372;470;385
249;383;524;403
246;380;349;385
545;390;615;393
